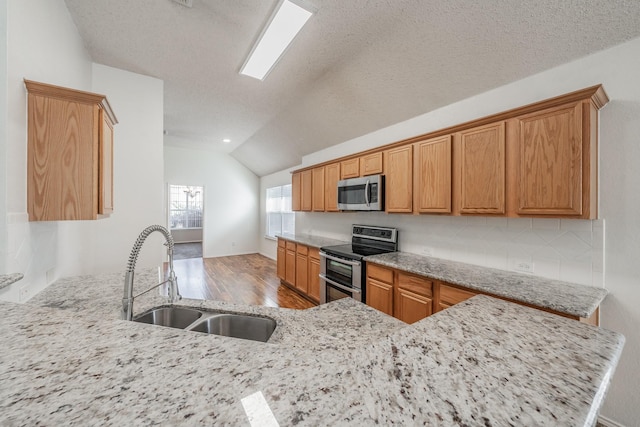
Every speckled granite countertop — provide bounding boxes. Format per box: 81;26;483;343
276;233;347;248
366;252;608;318
0;270;624;426
0;273;23;290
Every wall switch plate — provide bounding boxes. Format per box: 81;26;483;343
513;260;534;274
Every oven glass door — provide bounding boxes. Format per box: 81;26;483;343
326;257;355;285
326;281;354;303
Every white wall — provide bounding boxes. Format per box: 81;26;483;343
259;167;297;260
272;37;640;425
0;0;166;302
0;0;8;274
55;64;166;278
164;145;259;257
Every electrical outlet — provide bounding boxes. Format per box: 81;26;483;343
421;247;434;257
513;260;534;274
231;241;236;247
19;286;30;302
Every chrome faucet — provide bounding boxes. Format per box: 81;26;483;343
122;225;181;321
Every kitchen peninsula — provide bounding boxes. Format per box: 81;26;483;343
0;270;623;426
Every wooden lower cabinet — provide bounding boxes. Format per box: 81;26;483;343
435;283;477;313
295;246;309;294
276;239;320;303
285;241;296;285
395;272;433;324
308;248;321;302
395;288;433;324
366;278;394;316
276;240;286;280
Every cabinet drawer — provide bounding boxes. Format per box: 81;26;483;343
308;247;319;260
440;284;476;305
341;158;360;179
286;241;296;251
397;272;433;297
361;152;383;176
367;264;394;284
296;244;309;255
278;239;286;248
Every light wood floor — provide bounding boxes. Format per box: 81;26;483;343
164;253;315;310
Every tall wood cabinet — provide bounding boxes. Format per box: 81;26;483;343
385;145;413;213
324;163;341;212
454;122;506;215
511;101;588;216
25;80;118;221
312;167;325;211
414;135;452;213
276;238;321;303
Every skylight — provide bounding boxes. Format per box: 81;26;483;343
240;0;314;80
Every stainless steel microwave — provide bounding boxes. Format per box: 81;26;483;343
337;174;384;211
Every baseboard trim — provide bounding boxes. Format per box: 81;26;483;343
598;415;626;427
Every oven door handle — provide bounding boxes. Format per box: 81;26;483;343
320;251;362;267
319;274;361;294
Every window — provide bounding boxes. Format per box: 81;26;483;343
169;185;203;229
266;184;294;238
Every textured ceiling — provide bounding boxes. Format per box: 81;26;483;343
64;0;640;176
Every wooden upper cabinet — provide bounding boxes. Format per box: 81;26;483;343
414;135;452;213
385;145;413;213
360;152;383;176
512;102;585;217
99;110;114;215
300;170;313;211
291;172;301;211
312;167;325;211
324;162;341;212
340;158;360;179
25;80;118;221
455;122;506;214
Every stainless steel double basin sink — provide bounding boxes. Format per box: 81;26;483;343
133;306;276;343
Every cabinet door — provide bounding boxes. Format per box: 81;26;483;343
276;243;286;281
341;158;360;179
285;242;296;285
312;167;325;211
360;152;383;176
366;278;394;316
514;102;583;216
324;162;341;212
308;248;321;302
291;172;301;211
414;135;452;213
296;252;309;293
99;110;114;215
385;145;413;213
301;170;312;211
395;288;433;324
437;283;477;312
455;122;505;214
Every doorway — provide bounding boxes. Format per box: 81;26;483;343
168;184;204;260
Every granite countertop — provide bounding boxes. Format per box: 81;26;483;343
366;252;608;318
0;270;624;425
276;233;347;249
0;273;24;290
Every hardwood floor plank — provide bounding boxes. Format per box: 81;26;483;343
165;254;315;310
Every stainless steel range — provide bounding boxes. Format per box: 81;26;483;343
319;225;398;304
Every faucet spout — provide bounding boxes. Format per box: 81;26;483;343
122;225;181;321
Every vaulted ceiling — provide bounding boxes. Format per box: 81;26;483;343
64;0;640;176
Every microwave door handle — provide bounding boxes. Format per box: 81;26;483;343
365;179;370;207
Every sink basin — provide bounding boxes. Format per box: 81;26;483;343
189;314;277;342
133;307;202;329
